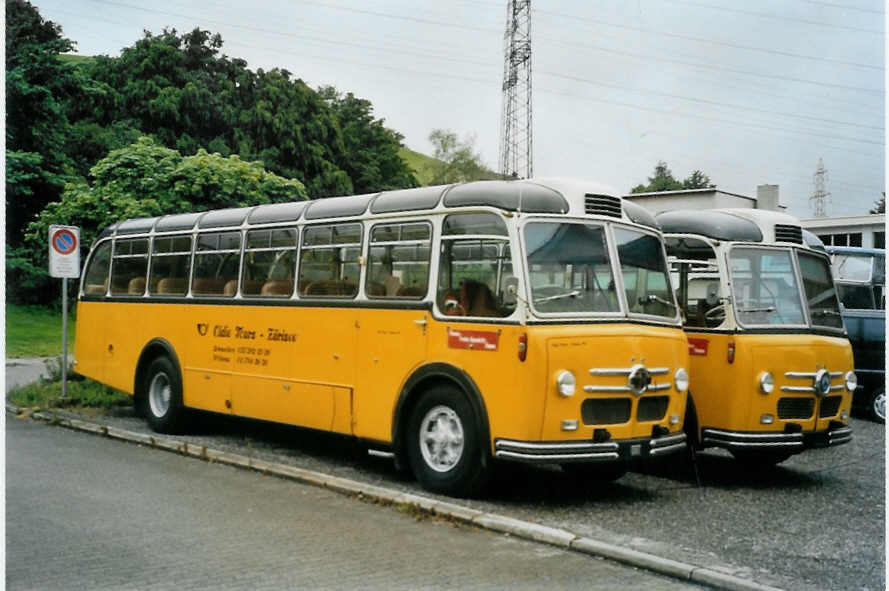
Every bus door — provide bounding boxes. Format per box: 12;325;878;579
354;221;433;442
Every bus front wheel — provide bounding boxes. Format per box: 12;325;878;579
141;356;186;434
406;385;489;497
869;389;885;424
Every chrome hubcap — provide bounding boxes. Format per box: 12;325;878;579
419;405;464;473
148;372;171;418
874;392;885;420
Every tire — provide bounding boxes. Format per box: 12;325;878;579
869;389;885;424
141;356;187;434
730;449;792;466
562;462;628;484
406;385;489;497
683;394;701;450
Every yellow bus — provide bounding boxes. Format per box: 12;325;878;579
658;209;854;465
75;178;690;495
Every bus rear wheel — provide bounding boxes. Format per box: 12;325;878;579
406;385;489;497
869;389;885;424
141;356;186;434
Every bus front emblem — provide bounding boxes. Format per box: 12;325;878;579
627;364;652;395
196;323;208;336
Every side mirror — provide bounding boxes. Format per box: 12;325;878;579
705;283;721;307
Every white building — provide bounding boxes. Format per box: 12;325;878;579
624;184;783;215
798;214;885;249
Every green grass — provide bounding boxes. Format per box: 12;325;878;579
399;147;443;186
8;375;129;413
58;54;94;65
6;304;76;358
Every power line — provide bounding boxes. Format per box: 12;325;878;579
535;7;883;71
662;0;883;35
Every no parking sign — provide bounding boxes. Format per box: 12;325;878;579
49;225;80;278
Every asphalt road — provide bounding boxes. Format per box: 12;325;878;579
6;418;696;590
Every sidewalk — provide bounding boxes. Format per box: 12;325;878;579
5;356;56;393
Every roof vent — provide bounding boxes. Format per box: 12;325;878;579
775;224;802;244
584;194;622;218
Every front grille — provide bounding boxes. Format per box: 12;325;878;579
775;224;802;244
777;397;814;419
637;396;669;421
584;193;622;218
581;398;631;425
819;396;842;418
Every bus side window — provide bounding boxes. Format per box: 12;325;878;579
242;228;298;297
192;231;241;297
366;222;431;299
149;235;192;296
110;238;149;295
298;223;362;298
83;241;112;295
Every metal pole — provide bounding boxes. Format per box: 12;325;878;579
62;277;68;399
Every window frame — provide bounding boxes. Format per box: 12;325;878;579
365;220;433;300
297;222;364;299
240;226;299;299
147;233;194;297
190;229;243;298
109;237;150;297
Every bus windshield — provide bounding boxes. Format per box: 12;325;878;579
798;252;844;329
729;248;805;326
524;222;619;315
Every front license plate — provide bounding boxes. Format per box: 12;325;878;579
631;444;642;457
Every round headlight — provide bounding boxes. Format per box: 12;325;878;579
845;371;857;392
674;368;689;393
759;371;774;394
556;370;576;397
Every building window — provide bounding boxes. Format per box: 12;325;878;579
833;234;848;246
849;233;863;247
817;234;832;245
875;232;885;249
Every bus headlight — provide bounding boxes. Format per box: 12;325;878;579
674;368;689;393
845;371;857;392
759;371;774;394
556;370;576;397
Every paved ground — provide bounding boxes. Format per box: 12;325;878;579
6;418;696;590
5;357;55;392
6;359;884;590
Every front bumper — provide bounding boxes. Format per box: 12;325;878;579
701;421;852;453
493;432;687;464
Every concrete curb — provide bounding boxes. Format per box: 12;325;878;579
17;408;783;591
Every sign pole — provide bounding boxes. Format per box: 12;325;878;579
48;224;80;400
62;277;68;399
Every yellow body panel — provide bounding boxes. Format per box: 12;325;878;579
685;331;854;437
75;300;689;449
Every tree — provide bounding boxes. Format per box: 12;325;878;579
427;129;497;184
631;161;715;193
5;0;81;240
318;86;417;194
870;194;885;214
17;137;307;303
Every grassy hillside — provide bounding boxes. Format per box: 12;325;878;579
59;54;94;65
399;147;442;186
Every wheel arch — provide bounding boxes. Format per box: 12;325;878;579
684;391;701;448
134;338;182;401
391;362;491;468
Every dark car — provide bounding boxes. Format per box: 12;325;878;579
828;246;885;422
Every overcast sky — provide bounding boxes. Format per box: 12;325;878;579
33;0;885;218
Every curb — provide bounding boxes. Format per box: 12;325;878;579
16;408;783;591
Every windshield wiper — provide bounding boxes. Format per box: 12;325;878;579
534;290;581;304
637;294;677;309
738;305;776;313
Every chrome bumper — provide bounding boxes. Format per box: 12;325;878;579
493;432;687;464
702;423;852;452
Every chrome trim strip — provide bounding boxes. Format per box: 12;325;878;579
495;450;620;462
583;385;631;393
590;368;632;376
780;386;815;393
703;428;803;441
646;383;671;391
495;439;619;452
829;384;844;392
367;450;395;459
702;438;804;448
785;371;817;378
829;371;843;378
650;442;686;456
647;367;669;375
649;432;686;447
